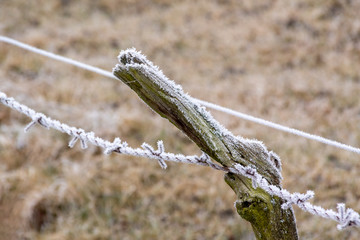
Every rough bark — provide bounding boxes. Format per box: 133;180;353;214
113;50;299;239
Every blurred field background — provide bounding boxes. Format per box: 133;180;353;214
0;0;360;239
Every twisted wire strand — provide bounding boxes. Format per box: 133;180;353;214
1;91;359;230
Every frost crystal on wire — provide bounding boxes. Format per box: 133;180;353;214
24;113;50;132
1;86;360;230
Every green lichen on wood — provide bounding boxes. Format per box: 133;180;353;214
113;50;299;239
225;173;298;239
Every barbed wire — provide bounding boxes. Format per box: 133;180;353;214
1;91;359;230
1;35;360;155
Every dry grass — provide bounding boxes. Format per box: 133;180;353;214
1;0;360;239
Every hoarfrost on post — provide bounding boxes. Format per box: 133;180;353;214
1;44;360;230
114;48;234;140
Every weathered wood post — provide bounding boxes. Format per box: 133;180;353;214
113;49;298;239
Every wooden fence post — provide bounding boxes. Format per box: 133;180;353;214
113;50;299;239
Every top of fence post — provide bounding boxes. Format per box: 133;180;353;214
113;49;298;239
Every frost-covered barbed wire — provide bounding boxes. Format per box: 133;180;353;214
1;35;360;155
0;91;228;172
1;91;359;230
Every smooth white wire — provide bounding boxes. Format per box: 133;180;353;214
195;99;360;154
0;36;114;79
1;35;360;155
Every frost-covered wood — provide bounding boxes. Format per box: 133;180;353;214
113;49;298;239
1;90;359;234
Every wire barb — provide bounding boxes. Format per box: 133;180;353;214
104;138;124;154
196;152;211;163
156;141;167;169
24;113;50;132
141;141;167;169
68;136;80;148
336;204;360;230
281;191;315;210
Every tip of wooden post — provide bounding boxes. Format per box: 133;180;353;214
117;48;146;65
